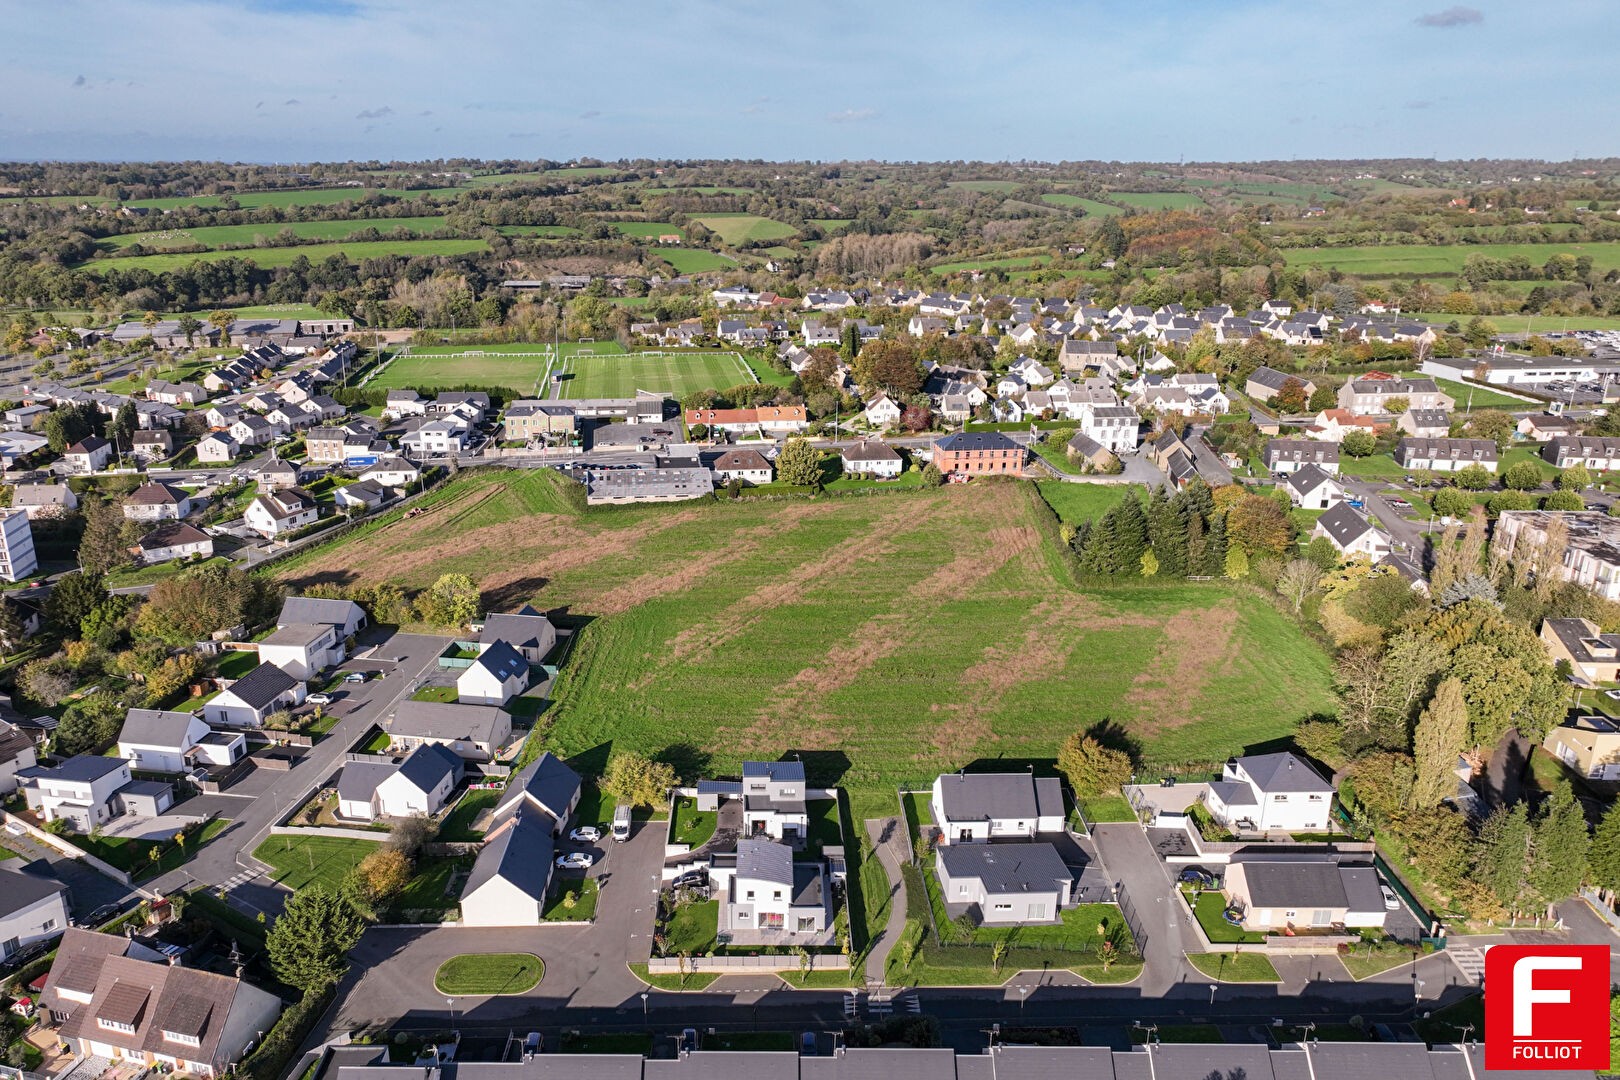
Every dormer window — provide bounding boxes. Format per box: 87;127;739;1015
164;1031;201;1047
98;1018;135;1034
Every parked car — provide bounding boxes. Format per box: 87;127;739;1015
79;903;122;927
343;671;367;683
1380;884;1400;910
1388;498;1411;510
1347;498;1366;510
671;870;709;892
1606;690;1620;701
555;852;594;870
307;693;333;706
568;826;601;843
1177;867;1217;888
801;1032;818;1055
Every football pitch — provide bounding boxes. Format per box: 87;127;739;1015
369;342;620;395
552;351;753;399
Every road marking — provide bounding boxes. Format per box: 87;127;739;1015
1449;946;1485;984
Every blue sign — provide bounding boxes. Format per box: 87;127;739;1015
346;454;379;467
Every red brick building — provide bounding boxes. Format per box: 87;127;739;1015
931;431;1026;476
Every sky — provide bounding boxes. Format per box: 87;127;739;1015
0;0;1615;163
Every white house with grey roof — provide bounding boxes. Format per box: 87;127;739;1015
1203;752;1333;833
1223;856;1386;932
0;862;70;963
740;760;808;843
256;621;343;681
459;752;582;926
205;662;305;728
1311;502;1392;560
118;709;244;775
336;743;461;822
930;772;1065;845
712;838;829;937
279;595;368;638
936;842;1071;925
18;755;173;831
457;639;530;706
493;751;582;831
476;605;557;664
1282;464;1345;510
388;701;512;762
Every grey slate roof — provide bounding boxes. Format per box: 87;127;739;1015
503;750;581;821
118;709;197;748
1315;502;1376;547
743;760;805;783
468;640;527;685
1237;752;1333;794
222;662;299;710
735;838;793;885
335;761;396;804
479;611;555;654
395;741;462;795
391;700;510;746
1238;859;1350;909
278;595;364;629
1283;464;1338;497
937;841;1070;895
935;431;1021;453
462;811;555;901
21;754;126;783
935;772;1062;823
0;860;67;916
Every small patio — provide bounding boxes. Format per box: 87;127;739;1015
718;924;841;949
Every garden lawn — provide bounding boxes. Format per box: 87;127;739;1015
1187;952;1280;982
627;964;720;991
664;900;719;955
81;238;488;273
390;855;472;921
555;350;753;399
280;478;1339;820
439;788;500;841
74;818;229;880
1036;481;1144;526
253;836;378;891
1184;888;1266;944
1077;795;1136;823
434;953;543;995
1391;372;1534;411
543;876;599;921
1339;939;1419;980
670;797;717;849
1336;454;1407;479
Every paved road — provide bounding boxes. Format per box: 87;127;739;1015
862;817;909;985
148;629;451;905
1340;477;1430;561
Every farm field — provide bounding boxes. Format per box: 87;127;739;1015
932;253;1053;274
79;238;489;273
1036;481;1143;525
1406;310;1620;332
947;180;1021;193
1285;241;1620;277
120;187;462;211
103;216;448;251
1110;192;1208;211
609;221;684;239
278;475;1339;818
658;249;733;274
497;224;581;237
554;350;751;399
0;193;111;206
373;341;624;395
690;213;798;245
1040;194;1124;216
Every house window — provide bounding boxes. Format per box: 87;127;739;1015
745;891;755;901
1273;794;1287;801
164;1031;201;1047
993;903;1012;911
99;1018;136;1034
958;885;970;896
42;919;55;932
774;891;783;901
1308;794;1324;802
1028;904;1046;920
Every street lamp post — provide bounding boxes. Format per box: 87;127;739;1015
1018;985;1029;1018
445;996;456;1037
641;991;649;1021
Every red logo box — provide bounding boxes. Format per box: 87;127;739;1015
1484;944;1610;1071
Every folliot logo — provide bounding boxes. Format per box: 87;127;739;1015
1484;945;1610;1071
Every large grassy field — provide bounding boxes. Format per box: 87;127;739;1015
659;249;734;274
609;221;684;239
81;238;488;273
371;341;623;394
1040;194;1124;216
554;350;752;399
104;216;448;251
278;474;1339;818
1406;310;1620;332
121;187;463;211
1287;241;1620;277
1111;192;1208;211
947;180;1021;193
690;213;798;245
932;253;1053;274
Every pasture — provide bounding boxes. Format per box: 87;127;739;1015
1406;310;1620;332
931;253;1053;274
120;187;464;211
690;213;798;245
947;180;1021;193
1041;194;1124;216
554;350;752;399
497;224;581;237
79;238;489;273
104;216;448;251
658;249;734;274
1285;241;1620;278
278;475;1338;818
609;221;684;239
372;342;623;395
811;219;853;231
1110;192;1208;211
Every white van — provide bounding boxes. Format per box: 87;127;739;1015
612;803;633;842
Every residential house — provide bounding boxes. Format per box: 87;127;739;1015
931;431;1026;478
1312;502;1392;560
0;510;37;582
255;459;304;492
388;700;512;762
1307;409;1388;444
1079;405;1140;453
336;743;462;822
1543;435;1620;472
195;433;239;464
1541;617;1620;683
1283;464;1346;510
145;380;206;407
738;760;809;843
1148;428;1200;489
228;416;275;447
257;622;343;681
204;662;305;728
1245;367;1316;406
123;483;191;522
40;927;282;1077
1058;340;1118;373
476;606;557;664
431;392;491;424
118;710;244;774
863;394;903;428
684;406;808;437
1263;438;1341;476
129;430;172;463
1337;376;1452;416
1064;432;1116;472
930;772;1064;845
1520;414;1581;443
936;842;1070;926
840;439;904;479
504;400;577;442
1203;752;1334;833
244;488;318;539
493;751;582;829
583;467;714;505
334;479;387;512
401;416;472;456
713;838;828;936
1394;437;1498;473
12;483;78;520
0;862;69;963
710;448;774;486
383;390;427;418
18;756;173;830
0;719;40;796
1222;857;1387;932
1542;715;1620;782
360;457;421;490
279;595;367;639
459;752;582;927
1495;511;1620;602
1398;409;1452;440
63;437;113;474
457;640;531;706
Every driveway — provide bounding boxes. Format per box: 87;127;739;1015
1089;822;1202;996
1340;477;1430;561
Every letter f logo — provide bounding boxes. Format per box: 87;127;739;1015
1512;955;1580;1037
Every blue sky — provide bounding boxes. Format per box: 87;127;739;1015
0;0;1614;163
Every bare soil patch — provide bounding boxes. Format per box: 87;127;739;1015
1122;599;1240;719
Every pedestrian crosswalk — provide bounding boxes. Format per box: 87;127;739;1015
216;868;261;893
860;990;918;1019
1449;946;1486;985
